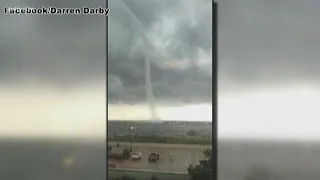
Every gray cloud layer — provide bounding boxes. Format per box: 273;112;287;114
2;0;318;102
218;0;320;90
0;0;105;87
108;0;212;103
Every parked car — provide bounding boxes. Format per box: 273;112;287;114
108;149;131;160
132;152;142;160
148;152;160;162
108;162;116;168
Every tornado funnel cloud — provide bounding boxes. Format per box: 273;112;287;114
119;0;160;120
145;55;159;120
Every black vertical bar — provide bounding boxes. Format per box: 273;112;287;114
212;1;218;180
106;0;109;179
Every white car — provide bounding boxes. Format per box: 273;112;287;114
131;152;142;160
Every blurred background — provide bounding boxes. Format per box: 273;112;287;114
0;0;106;179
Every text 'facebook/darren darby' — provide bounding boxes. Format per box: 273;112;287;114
4;6;110;16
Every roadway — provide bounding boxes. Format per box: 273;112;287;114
108;168;189;180
108;142;211;173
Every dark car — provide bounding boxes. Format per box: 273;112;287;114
148;152;160;162
108;148;131;160
108;162;116;168
122;149;132;159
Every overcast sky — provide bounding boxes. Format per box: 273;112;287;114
0;0;106;137
217;0;320;140
218;0;320;91
1;0;320;139
108;0;212;104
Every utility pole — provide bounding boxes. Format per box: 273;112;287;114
130;126;135;151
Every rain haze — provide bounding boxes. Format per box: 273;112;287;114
108;0;212;121
1;0;319;140
108;0;320;140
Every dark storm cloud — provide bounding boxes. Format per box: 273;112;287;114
218;0;320;90
0;0;105;86
108;0;212;103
